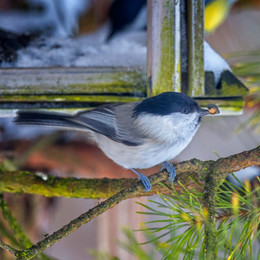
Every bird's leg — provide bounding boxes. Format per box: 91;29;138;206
161;161;176;183
130;169;152;192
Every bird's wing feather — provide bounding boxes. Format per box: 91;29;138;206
74;104;144;146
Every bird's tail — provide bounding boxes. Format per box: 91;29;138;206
15;111;83;129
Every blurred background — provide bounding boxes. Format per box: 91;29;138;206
0;0;260;259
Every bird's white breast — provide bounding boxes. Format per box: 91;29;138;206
92;112;200;169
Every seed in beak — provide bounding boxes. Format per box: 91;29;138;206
207;104;220;115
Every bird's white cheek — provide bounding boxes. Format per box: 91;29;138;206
170;113;197;127
134;113;199;143
134;114;177;142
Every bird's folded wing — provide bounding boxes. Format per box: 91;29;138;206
75;105;144;146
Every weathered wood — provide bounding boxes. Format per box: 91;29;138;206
0;67;145;95
147;0;181;96
0;68;245;116
187;0;205;96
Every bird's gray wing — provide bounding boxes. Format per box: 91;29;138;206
73;103;145;146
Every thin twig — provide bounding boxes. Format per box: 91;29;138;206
0;239;19;255
15;171;167;260
0;194;56;260
0;194;32;248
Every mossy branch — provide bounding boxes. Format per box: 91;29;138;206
203;169;218;259
0;194;32;248
0;146;259;199
0;240;19;255
0;194;55;260
0;146;259;259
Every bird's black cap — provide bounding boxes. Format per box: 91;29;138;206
133;92;200;117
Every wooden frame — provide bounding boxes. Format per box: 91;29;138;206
0;0;248;116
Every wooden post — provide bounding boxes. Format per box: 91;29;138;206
147;0;181;96
186;0;205;97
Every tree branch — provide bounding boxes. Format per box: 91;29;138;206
203;169;218;259
0;240;19;255
0;194;57;260
0;194;32;248
0;146;259;199
14;172;159;260
0;146;258;259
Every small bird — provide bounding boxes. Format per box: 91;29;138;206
15;92;219;191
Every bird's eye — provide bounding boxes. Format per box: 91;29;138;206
182;108;190;114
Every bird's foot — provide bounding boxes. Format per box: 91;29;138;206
131;169;151;192
161;161;176;183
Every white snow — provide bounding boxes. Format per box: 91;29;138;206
1;30;229;83
0;0;89;36
1;29;147;69
204;41;231;84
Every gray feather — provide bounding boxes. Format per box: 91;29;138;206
75;102;146;146
16;102;146;146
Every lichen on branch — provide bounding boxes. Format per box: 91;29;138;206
0;145;259;199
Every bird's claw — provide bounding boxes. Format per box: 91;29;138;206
161;161;176;183
131;162;175;192
131;169;151;192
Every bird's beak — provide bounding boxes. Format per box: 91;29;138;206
199;109;210;116
199;104;220;116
